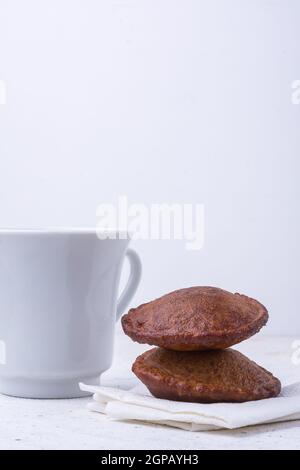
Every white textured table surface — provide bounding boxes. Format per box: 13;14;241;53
0;328;300;450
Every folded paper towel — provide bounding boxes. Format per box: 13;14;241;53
79;381;300;431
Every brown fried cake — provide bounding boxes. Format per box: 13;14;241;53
132;348;281;403
122;286;268;351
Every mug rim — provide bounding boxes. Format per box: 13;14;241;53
0;227;132;237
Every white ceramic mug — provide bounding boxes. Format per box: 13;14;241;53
0;229;142;398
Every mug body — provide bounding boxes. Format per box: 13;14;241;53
0;229;129;398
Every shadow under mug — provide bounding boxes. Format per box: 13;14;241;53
0;229;142;398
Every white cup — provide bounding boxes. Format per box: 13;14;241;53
0;229;142;398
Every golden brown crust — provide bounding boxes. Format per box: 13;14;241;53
132;348;281;403
122;286;268;351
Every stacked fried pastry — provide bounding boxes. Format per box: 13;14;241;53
122;287;281;403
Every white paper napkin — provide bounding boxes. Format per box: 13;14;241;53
79;381;300;431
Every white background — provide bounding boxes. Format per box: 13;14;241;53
0;0;299;334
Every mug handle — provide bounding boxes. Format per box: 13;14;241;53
116;248;142;321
